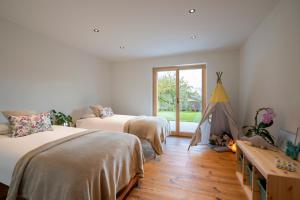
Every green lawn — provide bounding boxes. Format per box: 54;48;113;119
158;111;202;122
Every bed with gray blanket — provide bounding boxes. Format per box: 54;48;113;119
0;126;144;200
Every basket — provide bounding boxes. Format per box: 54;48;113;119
257;178;267;200
246;164;253;188
239;154;243;161
237;154;243;171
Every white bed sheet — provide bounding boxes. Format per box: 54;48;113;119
76;114;136;132
0;125;86;186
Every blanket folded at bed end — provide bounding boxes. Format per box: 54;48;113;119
7;130;144;200
123;116;170;155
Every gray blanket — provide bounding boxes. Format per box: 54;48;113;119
7;130;144;200
123;116;170;155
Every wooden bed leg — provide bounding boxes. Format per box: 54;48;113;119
136;179;141;189
0;183;9;200
116;176;140;200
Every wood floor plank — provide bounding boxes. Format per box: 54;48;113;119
127;137;246;200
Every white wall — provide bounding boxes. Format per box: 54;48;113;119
0;18;111;122
239;0;300;133
111;50;240;117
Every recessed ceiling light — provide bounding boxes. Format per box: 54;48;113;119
120;46;125;49
188;9;196;14
190;35;197;39
93;28;100;32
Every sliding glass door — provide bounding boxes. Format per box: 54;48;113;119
153;65;206;136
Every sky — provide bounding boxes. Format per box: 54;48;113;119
180;69;202;90
157;69;202;91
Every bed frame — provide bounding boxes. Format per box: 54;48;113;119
0;176;140;200
0;182;8;200
117;175;140;200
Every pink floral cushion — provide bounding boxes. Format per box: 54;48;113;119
8;112;53;137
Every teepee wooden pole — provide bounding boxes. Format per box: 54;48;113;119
216;72;223;84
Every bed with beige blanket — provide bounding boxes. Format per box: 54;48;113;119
0;126;144;200
76;115;170;155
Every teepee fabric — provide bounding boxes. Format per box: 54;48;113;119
189;72;240;148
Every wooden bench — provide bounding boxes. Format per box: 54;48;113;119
236;140;300;200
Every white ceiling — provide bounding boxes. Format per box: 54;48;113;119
0;0;279;61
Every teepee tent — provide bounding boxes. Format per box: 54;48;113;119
189;72;240;149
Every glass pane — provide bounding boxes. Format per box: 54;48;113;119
157;71;176;132
179;69;202;133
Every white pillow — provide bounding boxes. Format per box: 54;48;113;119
80;113;97;119
78;107;97;119
1;110;36;120
0;123;10;135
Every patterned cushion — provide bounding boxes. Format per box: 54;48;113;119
8;112;53;137
31;112;53;132
89;105;103;117
100;107;114;118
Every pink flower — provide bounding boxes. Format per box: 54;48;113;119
262;108;275;124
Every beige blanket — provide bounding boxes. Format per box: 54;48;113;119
7;130;144;200
123;116;170;155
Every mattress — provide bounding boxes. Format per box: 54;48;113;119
76;114;136;131
0;125;87;185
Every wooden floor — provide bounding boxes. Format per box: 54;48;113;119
127;137;247;200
